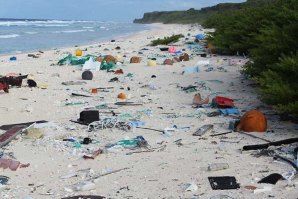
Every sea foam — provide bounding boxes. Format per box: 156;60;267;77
0;34;20;39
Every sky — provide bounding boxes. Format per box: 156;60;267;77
0;0;246;22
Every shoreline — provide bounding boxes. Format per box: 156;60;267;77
0;23;153;57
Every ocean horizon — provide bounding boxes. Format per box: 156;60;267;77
0;18;149;55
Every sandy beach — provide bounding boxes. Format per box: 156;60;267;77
0;24;297;199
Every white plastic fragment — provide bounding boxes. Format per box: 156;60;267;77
185;183;198;192
254;185;272;194
75;181;96;191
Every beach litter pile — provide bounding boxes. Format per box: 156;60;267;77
0;24;297;199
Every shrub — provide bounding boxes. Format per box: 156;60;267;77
150;34;184;46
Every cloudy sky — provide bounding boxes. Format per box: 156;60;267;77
0;0;246;21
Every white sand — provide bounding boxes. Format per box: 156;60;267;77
0;24;297;199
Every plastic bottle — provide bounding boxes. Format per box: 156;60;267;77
207;163;229;171
75;181;96;191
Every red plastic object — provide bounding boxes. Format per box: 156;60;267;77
213;96;234;108
0;82;9;93
114;69;124;75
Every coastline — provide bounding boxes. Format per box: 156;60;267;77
0;23;297;199
0;22;152;57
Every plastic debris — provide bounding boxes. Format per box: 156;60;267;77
258;173;283;185
88;116;132;131
58;54;95;65
253;185;272;194
23;128;44;139
183;66;200;75
208;176;240;190
182;85;197;93
210;195;235;199
74;181;96;191
128;120;145;128
219;108;240;115
184;183;198;192
193;124;213;136
106;136;148;149
0;176;9;185
0;158;30;171
101;62;116;71
208;163;229;171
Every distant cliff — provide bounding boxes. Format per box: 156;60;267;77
133;0;275;24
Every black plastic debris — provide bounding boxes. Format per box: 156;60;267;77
82;70;93;80
27;79;37;87
77;110;99;125
0;176;9;185
242;137;298;151
258;173;283;185
82;137;92;145
208;176;240;190
109;77;119;82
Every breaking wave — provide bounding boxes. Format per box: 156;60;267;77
52;29;95;34
0;34;20;39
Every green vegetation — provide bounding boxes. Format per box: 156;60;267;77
150;34;184;46
133;0;274;24
204;0;298;117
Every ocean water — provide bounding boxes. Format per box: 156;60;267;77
0;19;149;54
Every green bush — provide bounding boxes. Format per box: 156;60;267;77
259;52;298;116
203;0;298;117
150;34;184;46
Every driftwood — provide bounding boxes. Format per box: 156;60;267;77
88;167;129;181
242;137;298;151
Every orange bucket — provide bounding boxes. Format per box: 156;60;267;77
117;92;127;100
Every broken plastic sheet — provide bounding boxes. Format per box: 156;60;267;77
182;85;197;93
219;108;240;115
166;108;206;119
183;66;200;75
128;120;145;128
196;60;210;66
58;54;96;66
32;121;58;129
105;136;147;149
100;62;116;71
0;158;29;171
119;109;153;121
82;58;101;71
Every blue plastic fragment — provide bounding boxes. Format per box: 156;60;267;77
219;108;240;115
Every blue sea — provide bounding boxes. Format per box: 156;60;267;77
0;19;149;55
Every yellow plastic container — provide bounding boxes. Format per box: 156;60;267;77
147;60;157;67
75;50;82;56
207;42;213;49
